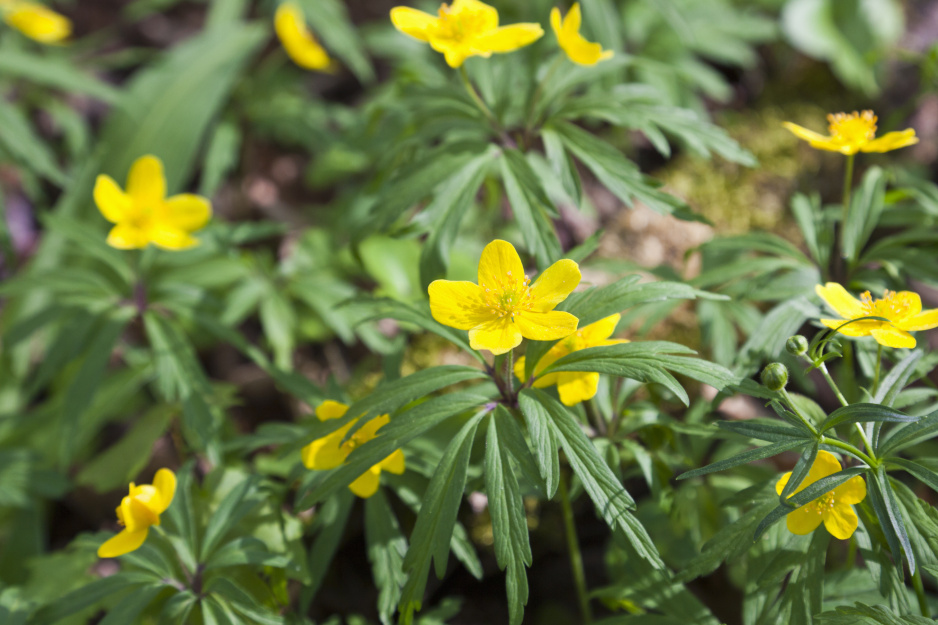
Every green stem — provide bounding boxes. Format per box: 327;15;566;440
559;472;592;625
583;399;606;436
504;349;515;400
817;362;848;408
872;343;883;395
780;388;819;438
459;66;499;129
913;566;929;618
840;152;855;259
820;435;876;467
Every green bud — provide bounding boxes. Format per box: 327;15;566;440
761;363;789;392
785;335;809;356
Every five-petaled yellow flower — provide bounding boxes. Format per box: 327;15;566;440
390;0;544;68
274;2;332;71
775;450;866;540
816;283;938;349
98;468;176;558
783;110;918;155
514;313;626;405
550;3;612;66
302;401;406;499
429;239;580;355
93;155;212;250
1;0;70;44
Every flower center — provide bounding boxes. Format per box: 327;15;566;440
860;290;910;321
481;273;533;323
435;4;487;42
810;491;836;515
827;110;877;145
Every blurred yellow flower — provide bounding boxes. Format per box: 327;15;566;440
816;283;938;349
429;239;580;355
1;1;70;44
783;110;918;155
274;2;332;71
93;155;212;251
98;468;176;558
775;451;865;540
550;3;612;66
514;314;626;406
390;0;543;68
302;401;405;499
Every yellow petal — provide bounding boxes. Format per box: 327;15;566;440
468;316;523;355
891;291;922;317
833;475;866;506
557;371;599;406
815;283;865;319
775;471;792;496
4;2;70;44
379;449;406;475
275;2;331;71
516;310;578;342
93;175;132;224
106;224;149;250
513;355;527;381
823;504;858;540
428;280;491;331
164;194;212;232
472;23;544;53
785;506;824;535
803;450;842;489
869;326;916;349
516;352;563;386
126;155;166;205
316;400;349;421
553;4;611;66
389;6;436;42
579;314;621;343
820;318;880;337
528;259;581;312
549;7;562;38
355;414;391;443
478;240;525;292
124;497;159;531
441;45;474;68
782;122;830;145
97;528;149;558
450;0;498;30
861;129;918;153
563;2;582;34
894;309;938;332
349;466;381;498
302;423;354;470
151;468;176;514
147;226;199;251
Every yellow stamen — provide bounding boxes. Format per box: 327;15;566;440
827;111;877;144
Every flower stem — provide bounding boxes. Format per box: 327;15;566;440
913;565;930;618
559;472;592;625
817;361;848;408
840;153;855;259
504;349;515;401
459;66;499;129
780;388;819;438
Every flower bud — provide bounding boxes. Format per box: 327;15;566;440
785;335;809;356
761;363;789;392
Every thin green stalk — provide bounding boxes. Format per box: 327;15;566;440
559;472;592;624
839;152;855;258
872;343;883;395
913;566;930;618
816;361;849;408
504;349;515;400
820;435;876;467
780;388;819;438
583;399;606;436
459;66;499;129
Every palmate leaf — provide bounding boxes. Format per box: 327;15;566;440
485;408;533;625
399;410;487;624
519;390;662;568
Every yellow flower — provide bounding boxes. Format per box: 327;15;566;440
274;2;332;71
2;1;70;44
783;110;918;155
301;401;406;499
550;3;612;66
390;0;544;68
775;450;866;540
98;468;176;558
816;283;938;349
429;239;580;355
514;314;626;405
93;155;212;250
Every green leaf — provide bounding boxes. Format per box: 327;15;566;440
843;167;886;262
790;192;829;268
0;49;121;102
519;389;561;498
97;584;166;625
779;444;818;500
520;389;662;567
541;128;582;204
365;490;408;625
161;465;199;572
873;351;924;408
816;602;934;624
866;466;915;573
819;403;916;433
300;392;488;506
203;537;290;571
298;0;374;83
878;410;938;456
500;148;562;270
0;99;67;185
29;572;154;624
399;410;486;621
200;476;260;561
199;120;241;197
677;439;808;480
304;490;354;604
886;458;938;496
485;409;532;625
717;419;812;443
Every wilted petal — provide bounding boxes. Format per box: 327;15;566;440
528;259;581;312
516;310;578;342
97;528;149;558
823;504;858;540
126;155;166;205
468;316;522;355
164;194;212;232
869;326;916;349
428;280;490;331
